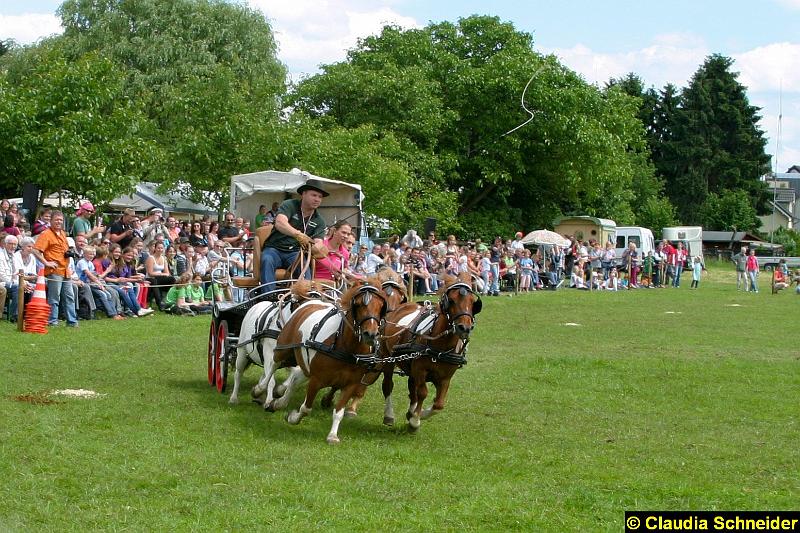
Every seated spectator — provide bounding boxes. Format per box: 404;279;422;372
105;245;153;317
602;267;620;291
1;234;18;318
9;236;38;321
570;266;588;290
76;246;126;320
364;244;384;275
3;215;20;237
145;241;176;311
185;273;212;313
163;272;194;315
773;260;789;293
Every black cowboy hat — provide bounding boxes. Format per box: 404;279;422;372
296;179;330;197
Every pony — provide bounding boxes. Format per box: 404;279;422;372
268;277;389;443
319;266;407;413
228;280;322;407
378;272;481;430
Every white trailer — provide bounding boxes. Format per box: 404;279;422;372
662;226;703;261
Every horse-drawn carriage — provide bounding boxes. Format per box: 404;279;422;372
205;170;483;442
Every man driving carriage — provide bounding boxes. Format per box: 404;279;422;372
258;179;328;292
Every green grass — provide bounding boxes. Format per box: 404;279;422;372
1;263;798;531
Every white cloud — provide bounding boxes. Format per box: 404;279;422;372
0;13;62;45
734;42;800;93
248;0;419;75
543;33;709;88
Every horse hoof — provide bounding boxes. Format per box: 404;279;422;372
250;386;263;398
273;384;286;398
264;401;277;413
344;409;357;418
326;435;341;445
286;411;300;425
407;423;419;434
383;416;395;426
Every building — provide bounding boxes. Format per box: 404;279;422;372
759;165;800;233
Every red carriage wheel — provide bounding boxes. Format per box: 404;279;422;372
208;318;218;386
215;320;229;393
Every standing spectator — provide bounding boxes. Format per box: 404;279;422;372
663;240;677;287
518;249;535;292
401;229;423;249
109;208;137;249
510;232;525;252
652;241;666;287
690;256;705;289
188;221;208;248
71;201;105;239
673;242;688;288
746;249;759;293
218;212;244;247
601;241;616;280
731;246;748;291
621;242;640;288
0;199;9;220
165;215;181;244
31;210;79;327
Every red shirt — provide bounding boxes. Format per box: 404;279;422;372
314;238;350;281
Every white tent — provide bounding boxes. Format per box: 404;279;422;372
230;168;365;236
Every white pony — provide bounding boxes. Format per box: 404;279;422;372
228;282;322;409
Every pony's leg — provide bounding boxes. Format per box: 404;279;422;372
287;375;321;426
328;383;360;445
421;378;451;419
406;374;428;432
320;387;337;409
228;351;250;405
271;367;307;411
345;384;367;418
382;370;395;426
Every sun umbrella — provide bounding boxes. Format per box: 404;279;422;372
520;229;570;247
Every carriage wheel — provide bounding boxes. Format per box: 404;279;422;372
208;318;218;386
215;320;229;393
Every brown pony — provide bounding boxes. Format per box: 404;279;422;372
269;277;389;443
382;272;481;430
340;272;481;430
319;267;407;412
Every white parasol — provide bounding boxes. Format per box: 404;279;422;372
520;229;570;247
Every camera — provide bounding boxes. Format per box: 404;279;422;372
64;247;80;260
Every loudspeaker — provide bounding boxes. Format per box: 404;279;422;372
423;217;437;238
22;183;41;223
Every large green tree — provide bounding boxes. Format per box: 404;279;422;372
56;0;287;211
1;42;157;206
292;16;650;236
664;54;770;228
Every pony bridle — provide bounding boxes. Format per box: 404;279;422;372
439;282;480;339
347;285;386;343
381;280;407;310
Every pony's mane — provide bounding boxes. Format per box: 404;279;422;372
375;267;404;286
291;279;322;300
339;277;381;313
437;271;471;297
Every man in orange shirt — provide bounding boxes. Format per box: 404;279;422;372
31;210;78;327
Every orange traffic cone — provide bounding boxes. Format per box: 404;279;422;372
24;268;50;334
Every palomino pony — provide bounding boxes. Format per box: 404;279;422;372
378;272;481;431
228;281;322;407
269;277;389;444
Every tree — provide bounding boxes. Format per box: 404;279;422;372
1;42;157;207
697;189;761;231
292;16;650;235
665;55;770;224
56;0;287;211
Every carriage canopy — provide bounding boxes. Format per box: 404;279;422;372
230;168;365;239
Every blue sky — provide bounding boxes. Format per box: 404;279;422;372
2;0;798;168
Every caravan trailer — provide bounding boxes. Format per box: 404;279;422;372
662;226;703;262
552;216;617;245
614;227;655;265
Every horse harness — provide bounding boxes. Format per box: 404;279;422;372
386;282;480;368
277;285;387;367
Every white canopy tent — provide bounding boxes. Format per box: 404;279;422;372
230;168;365;238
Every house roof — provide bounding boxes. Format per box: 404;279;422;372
702;231;765;243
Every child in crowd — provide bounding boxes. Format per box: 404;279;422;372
570;266;588;290
603;267;620;291
518;249;534;292
641;251;654;288
690;256;704;289
185;273;212;313
163;272;194;315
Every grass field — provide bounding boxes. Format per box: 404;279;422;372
1;263;798;531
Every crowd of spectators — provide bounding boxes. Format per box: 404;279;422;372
3;196;798;327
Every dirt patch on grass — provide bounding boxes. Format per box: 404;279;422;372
11;392;61;405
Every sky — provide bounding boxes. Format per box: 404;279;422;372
2;0;798;171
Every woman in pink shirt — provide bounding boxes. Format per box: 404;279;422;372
745;249;759;292
314;220;352;284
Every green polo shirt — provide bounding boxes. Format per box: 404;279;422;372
264;199;326;252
